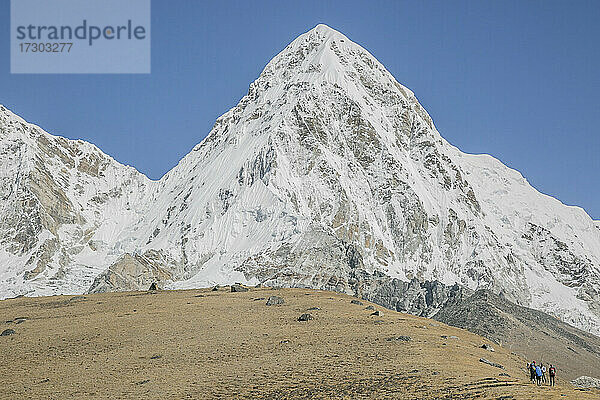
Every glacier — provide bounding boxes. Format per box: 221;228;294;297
1;24;600;335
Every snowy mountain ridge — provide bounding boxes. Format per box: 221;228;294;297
0;104;152;296
2;24;600;335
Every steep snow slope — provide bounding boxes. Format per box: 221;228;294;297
1;25;599;335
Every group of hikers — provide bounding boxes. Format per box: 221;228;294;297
527;361;556;386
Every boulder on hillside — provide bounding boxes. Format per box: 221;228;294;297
351;299;364;306
386;336;411;342
298;313;313;322
266;296;284;306
479;358;504;369
441;335;459;340
231;285;249;293
571;376;600;389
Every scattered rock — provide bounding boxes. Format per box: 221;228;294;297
280;339;290;344
350;299;364;306
499;373;510;377
386;336;411;342
365;305;375;311
266;296;285;306
1;329;15;336
69;296;87;302
430;322;440;327
432;371;440;376
571;376;600;389
371;310;383;317
148;282;159;291
231;285;249;293
298;313;313;322
481;343;495;352
307;307;321;311
194;294;205;298
13;317;27;324
39;378;50;384
441;335;459;340
150;355;162;360
136;379;150;385
479;358;504;369
253;297;266;301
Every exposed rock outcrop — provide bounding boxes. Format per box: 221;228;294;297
88;252;173;293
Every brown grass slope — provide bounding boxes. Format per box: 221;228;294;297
0;287;598;399
433;290;600;381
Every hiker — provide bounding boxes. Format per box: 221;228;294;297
535;364;542;385
549;364;556;387
529;361;536;384
541;363;547;384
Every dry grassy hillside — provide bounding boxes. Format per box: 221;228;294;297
433;290;600;381
0;287;597;399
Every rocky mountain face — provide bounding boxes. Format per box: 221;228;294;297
1;24;600;336
0;106;151;297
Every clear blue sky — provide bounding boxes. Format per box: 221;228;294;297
1;1;599;219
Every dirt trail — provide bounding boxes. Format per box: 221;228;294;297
0;287;597;399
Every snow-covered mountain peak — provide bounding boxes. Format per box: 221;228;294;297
309;23;342;36
255;24;415;101
1;27;600;337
